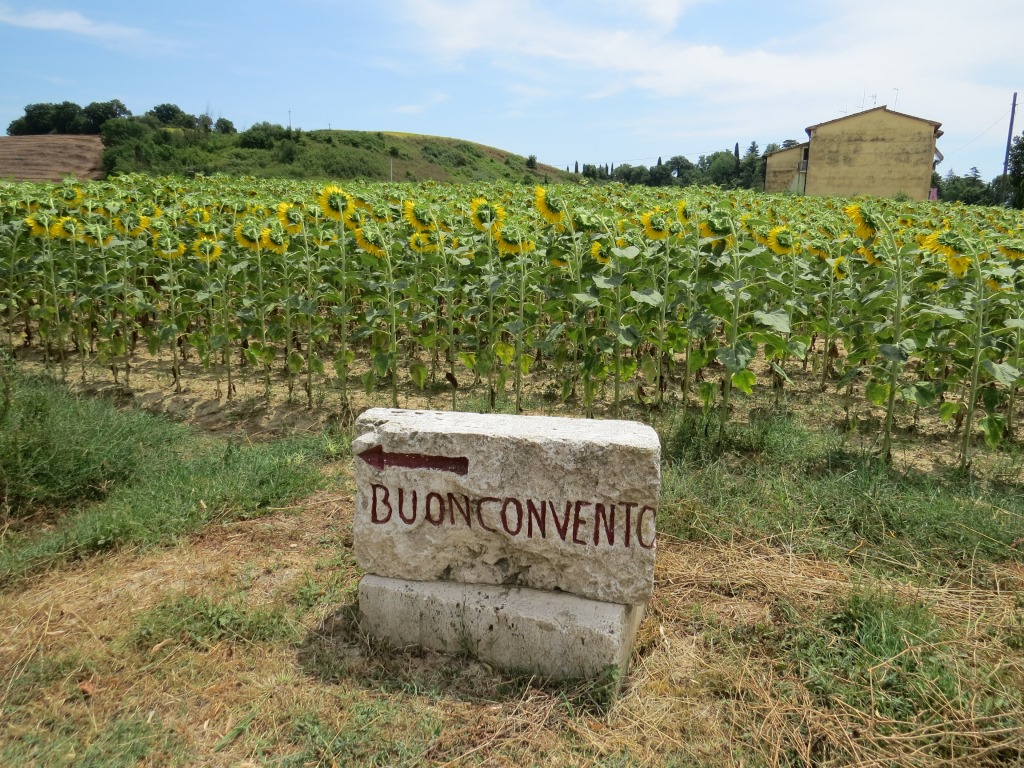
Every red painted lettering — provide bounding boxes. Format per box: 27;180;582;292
476;497;499;533
637;505;657;549
593;503;615;546
425;492;446;525
572;501;591;545
397;487;417;524
526;499;545;539
623;502;636;548
549;501;571;542
371;484;392;523
447;493;472;526
500;497;523;536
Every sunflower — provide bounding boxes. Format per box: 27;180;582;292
921;230;958;259
354;226;387;258
233;220;264;252
844;203;877;240
153;233;185;260
675;200;690;224
640;210;671;240
766;225;795;256
403;200;434;233
185;207;211;228
831;256;848;280
409;230;440;254
492;222;536;256
985;277;1010;292
998;242;1024;261
277;202;306;235
534;186;565;227
316;184;353;221
113;213;151;238
698;213;734;249
49;216;80;241
191;236;222;264
946;254;970;279
309;224;338;248
469;197;505;233
856;244;881;267
24;215;50;238
260;224;289;255
82;222;114;248
591;240;610;265
342;205;364;232
58;185;83;209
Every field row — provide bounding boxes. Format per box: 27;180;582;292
2;174;1024;465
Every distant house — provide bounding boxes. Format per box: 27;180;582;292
764;106;943;200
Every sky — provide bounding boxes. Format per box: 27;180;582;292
0;0;1020;181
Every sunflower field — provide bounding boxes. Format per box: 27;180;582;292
2;175;1023;464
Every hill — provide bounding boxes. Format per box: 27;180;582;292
94;120;575;184
0;135;104;182
0;128;571;185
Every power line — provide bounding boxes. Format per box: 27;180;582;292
944;109;1012;155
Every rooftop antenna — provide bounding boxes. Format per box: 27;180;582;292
893;88;900;110
871;93;877;107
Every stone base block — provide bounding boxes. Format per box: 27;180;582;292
358;575;645;681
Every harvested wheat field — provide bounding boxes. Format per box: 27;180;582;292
0;135;104;183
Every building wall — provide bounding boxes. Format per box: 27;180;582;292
804;110;936;200
764;145;806;194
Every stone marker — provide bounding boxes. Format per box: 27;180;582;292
352;408;660;682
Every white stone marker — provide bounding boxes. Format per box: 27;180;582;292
352;408;660;681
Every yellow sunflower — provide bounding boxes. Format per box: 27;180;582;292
409;230;439;254
277;202;305;235
24;215;50;238
49;216;80;241
640;210;671;240
113;213;151;238
402;200;434;233
591;240;610;265
153;233;185;260
354;227;387;258
233;220;264;252
191;236;222;264
317;185;353;221
844;203;877;240
260;224;289;255
469;197;505;233
534;186;565;227
766;225;795;256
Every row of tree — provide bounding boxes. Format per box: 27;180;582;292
6;100;237;137
571;137;1024;208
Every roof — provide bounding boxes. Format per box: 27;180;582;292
763;141;809;158
805;106;942;137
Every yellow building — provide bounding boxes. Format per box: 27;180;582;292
764;106;942;200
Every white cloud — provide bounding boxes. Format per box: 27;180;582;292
0;6;143;42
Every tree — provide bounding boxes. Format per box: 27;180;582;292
574;160;579;174
214;117;236;134
526;154;538;169
781;139;801;149
82;100;131;133
738;141;763;190
1005;132;1024;208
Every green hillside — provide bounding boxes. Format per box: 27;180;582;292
101;121;572;184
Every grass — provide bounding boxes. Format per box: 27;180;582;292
2;369;1024;765
0;372;333;586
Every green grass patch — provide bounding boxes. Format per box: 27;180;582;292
658;408;1024;579
0;373;187;515
0;375;333;587
132;594;300;650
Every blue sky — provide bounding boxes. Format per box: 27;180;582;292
0;0;1020;180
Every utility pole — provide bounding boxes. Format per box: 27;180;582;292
1001;92;1017;205
288;110;292;131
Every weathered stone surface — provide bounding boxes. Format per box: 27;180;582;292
358;575;645;680
353;408;660;605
